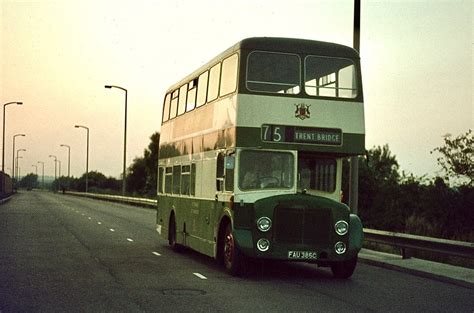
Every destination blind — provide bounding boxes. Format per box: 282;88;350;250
261;124;342;145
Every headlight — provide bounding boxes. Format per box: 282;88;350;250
335;220;349;236
257;238;270;252
334;241;346;254
256;217;272;232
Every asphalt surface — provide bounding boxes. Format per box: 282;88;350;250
1;191;473;312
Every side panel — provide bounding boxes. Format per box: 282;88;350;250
156;150;231;258
157;195;225;257
159;95;237;147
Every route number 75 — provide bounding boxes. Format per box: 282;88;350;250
262;124;285;142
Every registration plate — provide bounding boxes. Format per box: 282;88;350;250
288;251;318;260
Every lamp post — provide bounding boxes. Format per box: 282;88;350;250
12;134;26;177
105;85;128;196
38;161;44;189
49;155;57;181
2;101;22;173
349;0;361;214
15;149;26;181
16;156;22;181
75;125;89;193
32;164;37;175
60;144;71;177
2;101;22;192
57;160;62;178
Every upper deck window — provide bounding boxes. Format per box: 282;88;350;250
220;53;239;96
177;84;187;116
162;93;171;122
196;71;209;107
246;52;301;94
304;56;357;99
169;89;179;119
208;63;221;102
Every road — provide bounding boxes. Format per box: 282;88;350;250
1;191;473;312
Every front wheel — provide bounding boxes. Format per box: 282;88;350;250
331;256;358;279
223;223;242;276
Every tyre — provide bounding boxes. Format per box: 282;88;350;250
223;223;242;276
331;256;357;279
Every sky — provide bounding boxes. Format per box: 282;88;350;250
1;0;472;180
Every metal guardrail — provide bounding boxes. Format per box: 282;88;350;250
65;191;157;208
363;228;474;260
64;191;474;260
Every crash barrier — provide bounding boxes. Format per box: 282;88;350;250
363;228;474;260
65;191;157;208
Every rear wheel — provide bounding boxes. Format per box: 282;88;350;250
331;256;357;279
223;223;242;276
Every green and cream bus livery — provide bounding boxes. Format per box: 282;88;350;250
156;37;364;278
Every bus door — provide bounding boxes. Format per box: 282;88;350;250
214;152;235;229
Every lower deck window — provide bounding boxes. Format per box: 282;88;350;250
164;167;172;194
162;164;196;196
158;167;164;194
298;155;336;192
172;165;181;194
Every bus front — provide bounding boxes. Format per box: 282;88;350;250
229;38;364;278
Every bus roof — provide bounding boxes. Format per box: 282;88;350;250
165;37;360;93
237;37;359;58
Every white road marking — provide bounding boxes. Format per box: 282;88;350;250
152;251;161;256
88;217;92;220
109;228;115;232
97;222;102;225
127;238;134;242
193;273;207;280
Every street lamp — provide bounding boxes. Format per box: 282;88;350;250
49;155;57;181
16;156;22;181
75;125;89;193
38;161;44;189
60;144;71;177
2;101;22;192
16;149;26;181
105;85;128;195
13;134;26;177
2;101;22;173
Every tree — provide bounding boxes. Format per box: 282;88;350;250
127;156;147;194
18;174;38;189
432;129;473;186
344;145;404;231
144;132;160;195
73;171;120;193
127;132;160;196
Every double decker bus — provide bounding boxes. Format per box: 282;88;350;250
156;37;364;278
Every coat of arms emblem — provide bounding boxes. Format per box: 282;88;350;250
294;103;311;120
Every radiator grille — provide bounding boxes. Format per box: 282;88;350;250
273;206;331;245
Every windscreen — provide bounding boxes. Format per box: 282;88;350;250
239;150;294;190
